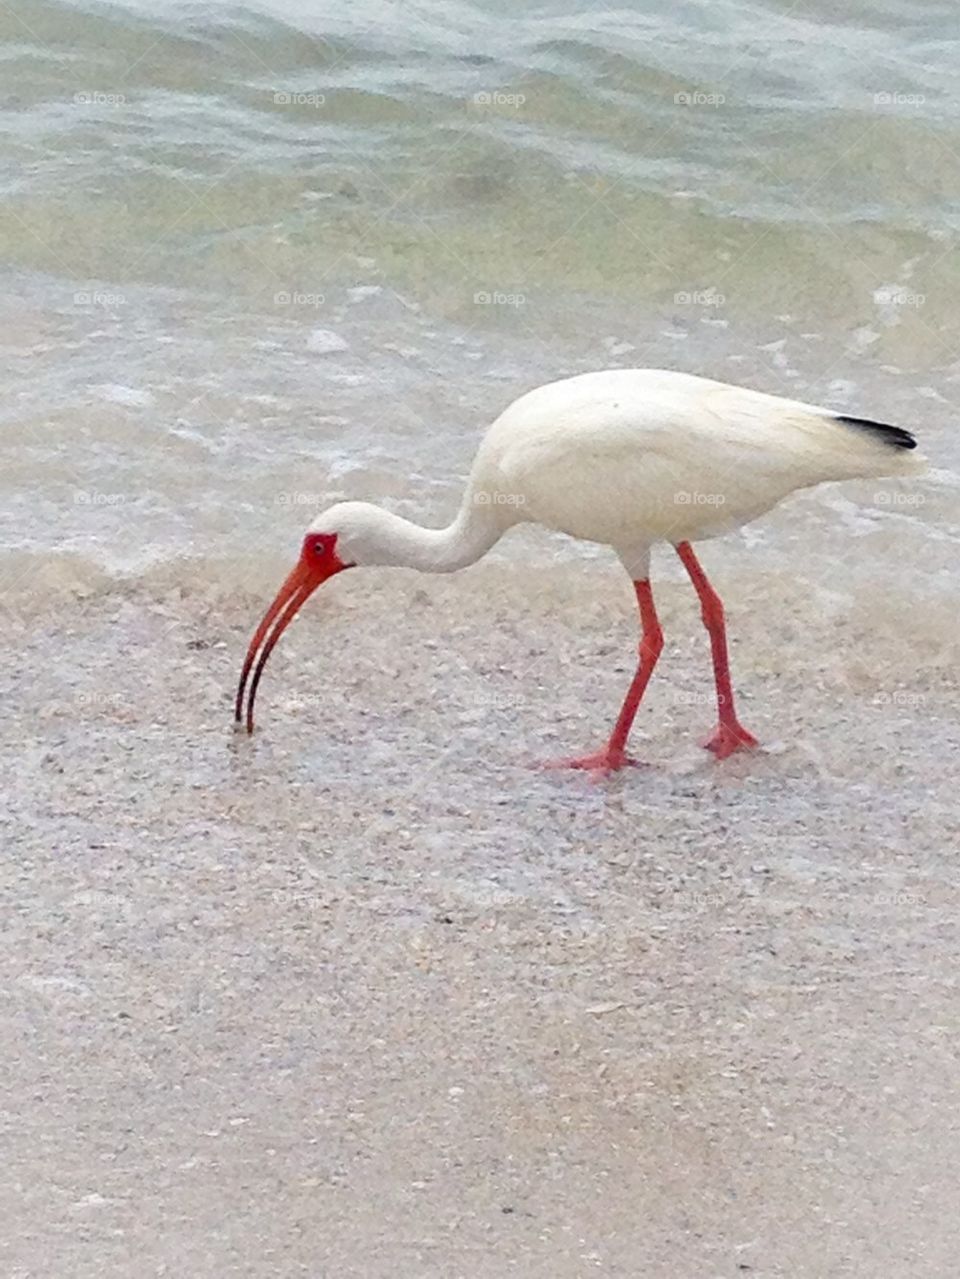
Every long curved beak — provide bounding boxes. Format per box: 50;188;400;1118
234;558;339;734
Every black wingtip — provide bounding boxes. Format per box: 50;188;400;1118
835;414;917;450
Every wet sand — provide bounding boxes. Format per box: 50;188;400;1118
3;559;960;1277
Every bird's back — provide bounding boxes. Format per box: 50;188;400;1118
469;369;923;547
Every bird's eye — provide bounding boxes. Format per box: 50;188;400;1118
301;530;337;562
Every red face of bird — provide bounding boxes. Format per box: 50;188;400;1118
235;530;352;734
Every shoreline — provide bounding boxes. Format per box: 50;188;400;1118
4;569;959;1274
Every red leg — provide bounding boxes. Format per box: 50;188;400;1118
675;542;758;759
545;579;664;776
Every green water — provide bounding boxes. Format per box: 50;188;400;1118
0;0;957;577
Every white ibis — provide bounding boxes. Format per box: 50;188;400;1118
235;368;923;774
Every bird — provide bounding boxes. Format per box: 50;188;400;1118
235;368;924;775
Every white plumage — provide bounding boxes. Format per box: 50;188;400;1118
237;368;924;772
479;368;922;539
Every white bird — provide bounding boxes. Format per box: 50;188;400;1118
236;368;924;774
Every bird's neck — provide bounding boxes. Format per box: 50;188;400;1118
362;500;503;573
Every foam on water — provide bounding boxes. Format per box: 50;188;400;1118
0;0;957;604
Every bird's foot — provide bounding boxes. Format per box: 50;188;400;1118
542;747;643;778
701;721;759;760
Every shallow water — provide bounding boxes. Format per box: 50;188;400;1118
1;0;958;591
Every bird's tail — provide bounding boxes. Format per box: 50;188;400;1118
831;413;927;476
834;414;917;451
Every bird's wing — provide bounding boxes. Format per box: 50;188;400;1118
482;372;920;545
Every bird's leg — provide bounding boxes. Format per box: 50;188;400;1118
674;542;759;759
544;578;663;776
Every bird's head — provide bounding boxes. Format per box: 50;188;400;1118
234;499;467;732
235;503;373;734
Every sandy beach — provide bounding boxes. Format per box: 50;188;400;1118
3;558;959;1277
4;0;960;1269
